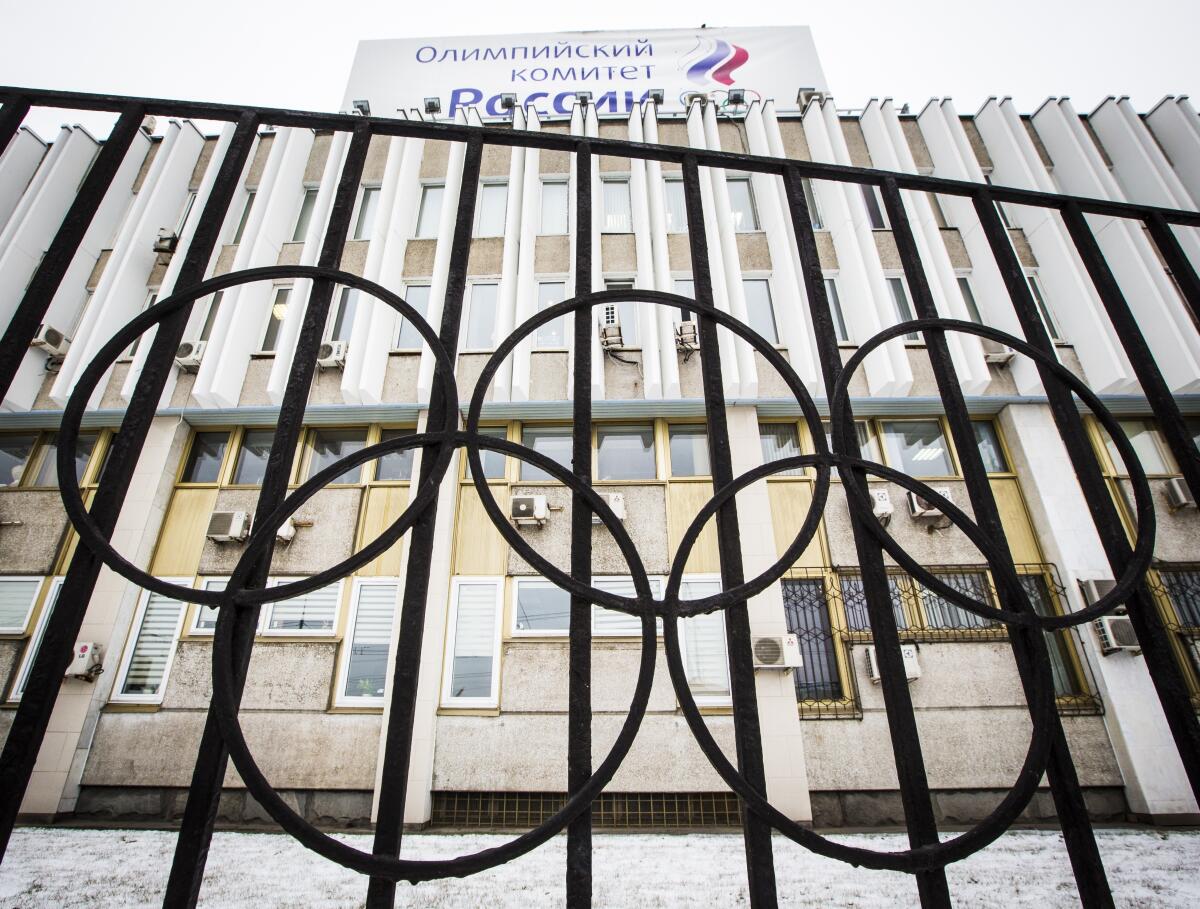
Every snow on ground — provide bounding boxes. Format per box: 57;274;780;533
0;827;1197;907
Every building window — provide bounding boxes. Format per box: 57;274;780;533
886;277;919;341
602;178;632;233
327;288;359;343
663;177;688;232
475;182;508;237
596;424;656;481
673;277;695;322
176;191;198;235
0;434;36;487
539;180;568;235
513;578;571;634
918;569;997;631
180;432;229;484
1025;273;1062;342
726;176;759;232
463;283;499;350
1102;418;1175;476
984;174;1012;229
190;578;227;633
602;279;639;346
444;578;502;705
802;178;823;229
30;432;97;488
232;190;255;244
861;184;889;230
678;577;730;704
782;577;842;702
353;186;381;240
199;291;223;343
840;574;909;632
1159;568;1200;628
10;578;62;700
415;184;444;238
126;291;158;357
825;277;850;343
972;421;1009;473
339;580;398;703
536;281;568;349
1022;574;1086;698
742;279;779;344
669;424;711;478
397;285;431;350
880;420;955;477
112;584;188;702
376;428;416;481
758;423;804;478
292;188;318;242
593;576;662;635
305;428;367;484
519;425;572;482
957;276;984;324
231;429;274;486
0;577;42;634
465;426;509;481
261;287;291;352
821;420;881;462
262;579;342;634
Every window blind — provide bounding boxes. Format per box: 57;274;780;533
679;580;729;699
0;578;40;632
267;581;339;632
121;591;184;696
343;583;397;700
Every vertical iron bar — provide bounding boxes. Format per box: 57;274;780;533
0;95;31;158
0;105;144;402
881;178;1113;907
0;111;258;864
1144;212;1200;331
163;121;372;907
364;134;484;909
781;168;950;907
973;190;1200;802
680;153;778;908
566;139;593;908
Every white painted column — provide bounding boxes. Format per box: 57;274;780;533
1145;97;1200;208
584;102;606;400
640;102;682;400
0;126;47;232
627;105;663;400
507;108;542;403
486;107;528;403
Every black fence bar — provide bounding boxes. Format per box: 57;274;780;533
0;95;31;159
364;134;484;909
973;189;1200;803
0;105;144;402
566;140;595;908
880;178;1114;907
781;169;951;908
679;154;778;908
0;110;258;863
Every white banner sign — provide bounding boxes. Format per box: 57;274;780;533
342;26;827;119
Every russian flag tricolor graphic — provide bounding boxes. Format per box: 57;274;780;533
683;37;749;87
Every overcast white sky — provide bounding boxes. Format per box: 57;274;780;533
1;0;1197;138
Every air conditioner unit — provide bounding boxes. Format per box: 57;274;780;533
590;492;627;525
870;487;894;526
863;643;921;683
674;320;698;350
1165;477;1196;511
752;634;802;669
981;338;1015;365
797;88;827;111
907;487;952;520
174;340;206;371
1094;614;1140;654
511;494;549;526
65;641;102;680
153;228;178;255
684;92;708;108
316;339;348;369
1079;578;1116;607
206;510;251;543
31;323;70;358
598;306;624;350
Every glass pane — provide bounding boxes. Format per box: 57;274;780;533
957;277;983;325
232;191;254;244
14;581;61;697
861;184;887;230
1026;275;1061;341
329;288;359;342
727;178;758;232
602;179;631;233
292;188;318;242
881;420;953;476
673;278;695;321
821;420;880;462
261;288;290;352
973;421;1008;473
344;583;396;699
199;291;223;342
0;578;41;632
1161;569;1200;627
181;432;229;483
193;578;227;631
888;278;918;340
267;580;339;631
593;576;662;635
536;281;567;348
802;178;823;229
920;570;996;630
416;184;444;238
539;181;568;235
1022;575;1084;697
759;423;804;477
782;578;841;700
33;432;97;487
664;179;688;232
397;285;431;349
353;187;379;239
307;428;367;483
596;424;655;480
465;283;498;349
121;591;184;696
1103;418;1173;475
669;425;710;477
450;581;498;698
231;430;274;485
476;182;508;237
742;280;778;344
520;425;572;481
825;278;849;342
514;581;570;632
839;575;907;631
0;436;36;486
466;426;509;480
679;579;729;698
376;428;415;481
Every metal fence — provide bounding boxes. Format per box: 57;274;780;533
0;85;1198;909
